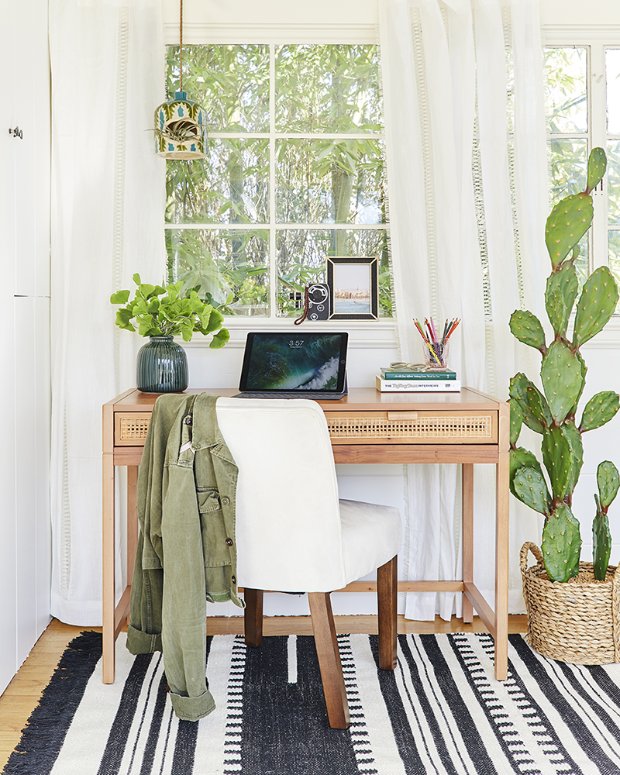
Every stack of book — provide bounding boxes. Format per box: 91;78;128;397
376;365;461;392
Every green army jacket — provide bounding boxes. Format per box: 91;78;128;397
126;392;243;722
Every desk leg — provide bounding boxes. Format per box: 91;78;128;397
102;450;116;684
126;466;138;601
494;404;510;680
462;464;474;624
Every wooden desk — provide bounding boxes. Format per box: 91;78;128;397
102;387;509;683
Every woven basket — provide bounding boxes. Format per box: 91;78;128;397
520;542;620;665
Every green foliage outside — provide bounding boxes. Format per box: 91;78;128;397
164;43;392;317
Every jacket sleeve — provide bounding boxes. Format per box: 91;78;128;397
127;402;164;653
160;461;215;722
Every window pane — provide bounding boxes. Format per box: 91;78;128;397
544;47;587;134
166;45;270;132
276;229;392;317
275;45;383;132
608;140;620;226
549;138;587;201
276;139;385;224
607;49;620;135
166;140;269;224
166;229;269;315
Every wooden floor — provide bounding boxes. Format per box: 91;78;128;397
0;614;527;771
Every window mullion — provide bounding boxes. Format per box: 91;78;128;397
591;41;609;270
269;43;278;319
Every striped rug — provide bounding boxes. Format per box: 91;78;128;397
5;631;620;775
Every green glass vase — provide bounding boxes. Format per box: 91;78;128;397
137;336;188;393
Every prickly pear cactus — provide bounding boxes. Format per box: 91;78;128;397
541;504;581;582
545;264;578;337
592;461;619;580
509;148;620;582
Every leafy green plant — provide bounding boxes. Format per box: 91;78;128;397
509;148;619;582
110;274;230;347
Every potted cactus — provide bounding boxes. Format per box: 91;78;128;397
510;147;620;664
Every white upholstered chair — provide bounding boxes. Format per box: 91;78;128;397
216;397;402;729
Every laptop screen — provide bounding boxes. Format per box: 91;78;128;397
239;332;348;392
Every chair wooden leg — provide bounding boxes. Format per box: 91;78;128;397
244;588;263;647
308;592;350;729
377;556;398;670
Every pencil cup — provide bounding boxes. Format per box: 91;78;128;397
423;341;449;370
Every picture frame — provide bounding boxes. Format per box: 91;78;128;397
327;256;378;321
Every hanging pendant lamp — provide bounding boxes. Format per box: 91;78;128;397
154;0;207;159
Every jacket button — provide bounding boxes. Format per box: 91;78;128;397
221;496;231;506
231;575;236;584
226;538;233;546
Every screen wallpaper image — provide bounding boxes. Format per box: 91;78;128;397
246;335;343;390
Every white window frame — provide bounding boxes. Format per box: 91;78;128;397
544;26;620;340
164;21;397;348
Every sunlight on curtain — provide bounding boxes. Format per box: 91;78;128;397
49;0;166;623
379;0;547;619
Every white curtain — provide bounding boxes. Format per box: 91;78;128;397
50;0;166;624
379;0;548;619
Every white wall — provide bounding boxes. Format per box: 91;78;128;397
0;0;51;692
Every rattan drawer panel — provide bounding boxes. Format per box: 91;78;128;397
325;411;497;444
115;409;497;447
115;413;152;446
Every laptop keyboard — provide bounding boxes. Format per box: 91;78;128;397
235;391;345;400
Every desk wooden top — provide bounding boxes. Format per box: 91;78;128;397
109;386;502;413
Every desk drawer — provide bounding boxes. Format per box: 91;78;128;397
115;409;498;447
115;413;152;446
324;411;497;444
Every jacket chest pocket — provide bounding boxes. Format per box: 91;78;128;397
197;488;229;567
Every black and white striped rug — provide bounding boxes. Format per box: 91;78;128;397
6;631;620;775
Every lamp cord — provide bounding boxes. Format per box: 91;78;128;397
179;0;184;92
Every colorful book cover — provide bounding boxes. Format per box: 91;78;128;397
380;368;457;380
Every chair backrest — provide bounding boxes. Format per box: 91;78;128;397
216;397;347;592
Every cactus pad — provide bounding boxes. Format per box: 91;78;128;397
593;505;612;581
540;341;585;423
509;310;546;351
541;423;583;500
510;400;523;446
597;460;620;509
510;447;544;498
541;503;582;582
509;373;552;434
545;264;578;337
580;391;620;432
587;147;607;192
545;193;593;268
513;467;551;515
573;266;620;346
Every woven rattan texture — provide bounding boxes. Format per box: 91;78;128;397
327;415;493;441
521;542;620;665
118;417;151;443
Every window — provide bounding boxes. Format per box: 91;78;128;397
544;42;620;296
164;44;391;319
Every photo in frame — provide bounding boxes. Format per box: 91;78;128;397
327;256;378;320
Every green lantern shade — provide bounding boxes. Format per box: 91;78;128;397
154;90;207;159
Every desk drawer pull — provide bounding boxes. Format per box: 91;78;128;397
387;411;418;420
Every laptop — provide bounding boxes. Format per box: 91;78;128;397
237;332;348;400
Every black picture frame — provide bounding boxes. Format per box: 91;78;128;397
327;256;378;321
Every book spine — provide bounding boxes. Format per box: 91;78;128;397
376;377;461;392
381;371;457;380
